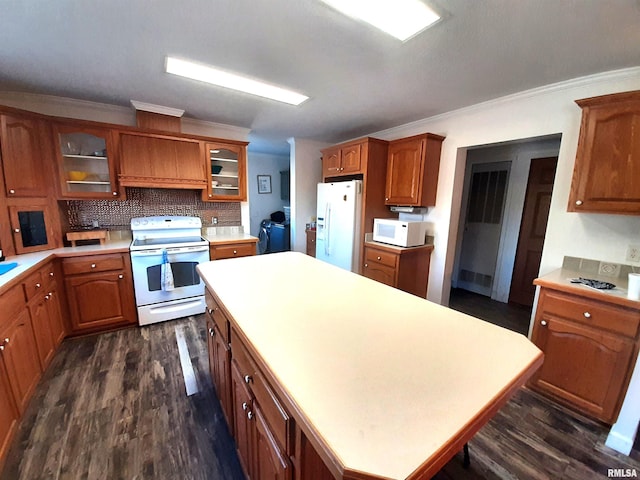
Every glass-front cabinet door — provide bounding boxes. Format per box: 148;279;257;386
203;142;247;202
52;123;121;199
8;203;58;254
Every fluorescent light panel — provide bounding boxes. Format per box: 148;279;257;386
321;0;440;41
165;57;309;106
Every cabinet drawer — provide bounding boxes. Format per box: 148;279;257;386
364;248;398;268
22;270;44;301
0;284;26;320
231;330;291;451
210;243;256;260
205;290;229;341
540;289;640;338
62;254;125;276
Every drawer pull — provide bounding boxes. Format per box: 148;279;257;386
583;312;591;318
9;189;15;194
541;320;547;326
244;374;252;384
364;263;368;268
36;283;41;288
575;200;583;206
377;256;381;260
91;264;96;268
45;294;50;300
118;274;124;279
233;250;237;255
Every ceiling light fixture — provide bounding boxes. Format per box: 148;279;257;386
320;0;441;41
165;57;309;106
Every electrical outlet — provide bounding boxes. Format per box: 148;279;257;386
627;244;640;263
212;216;218;225
598;262;621;277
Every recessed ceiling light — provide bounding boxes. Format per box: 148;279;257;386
165;56;309;106
320;0;441;41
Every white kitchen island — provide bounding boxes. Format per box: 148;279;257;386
197;251;543;480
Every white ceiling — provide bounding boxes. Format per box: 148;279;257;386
1;0;639;154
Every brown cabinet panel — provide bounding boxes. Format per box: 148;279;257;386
63;254;137;334
530;287;640;424
255;406;292;480
8;202;60;254
231;361;255;479
0;359;18;467
385;133;444;207
61;253;125;275
321;142;365;178
119;132;206;189
0;114;51;197
207;317;233;428
568;90;640;215
28;294;56;369
0;309;41;415
210;242;256;260
341;144;362;174
305;229;316;257
321;147;341;178
362;244;432;297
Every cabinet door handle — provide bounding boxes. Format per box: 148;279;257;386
242;402;248;411
36;283;41;288
112;192;118;196
541;320;547;326
14;228;20;233
247;411;254;420
49;272;54;277
45;294;50;300
575;200;583;206
377;256;381;260
207;308;213;315
118;274;124;279
364;263;368;268
583;312;591;318
208;328;215;337
244;374;252;384
9;189;15;194
233;250;237;255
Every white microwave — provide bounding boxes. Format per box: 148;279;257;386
372;219;428;247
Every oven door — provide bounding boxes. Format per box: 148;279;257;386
130;245;209;307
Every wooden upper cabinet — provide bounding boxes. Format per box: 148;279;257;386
568;90;640;215
0;113;52;197
52;122;121;199
385;133;444;207
118;132;206;189
203;142;248;202
321;141;363;179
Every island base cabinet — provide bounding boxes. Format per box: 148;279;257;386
206;316;233;427
232;362;255;479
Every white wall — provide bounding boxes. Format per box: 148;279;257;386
288;138;326;252
370;67;640;306
247;151;290;236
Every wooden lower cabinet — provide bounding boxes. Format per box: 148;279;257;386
362;243;433;297
254;405;291;480
0;359;18;469
305;229;316;257
530;287;640;424
0;309;42;415
232;362;256;478
62;253;137;334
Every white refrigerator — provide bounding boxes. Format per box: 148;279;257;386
315;180;363;272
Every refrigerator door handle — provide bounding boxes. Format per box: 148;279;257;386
325;202;331;256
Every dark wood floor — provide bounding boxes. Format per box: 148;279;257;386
2;312;639;479
449;287;532;335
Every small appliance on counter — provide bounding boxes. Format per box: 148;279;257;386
372;218;428;247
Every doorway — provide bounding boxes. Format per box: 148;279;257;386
451;136;561;312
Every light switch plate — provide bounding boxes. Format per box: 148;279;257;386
598;262;621;277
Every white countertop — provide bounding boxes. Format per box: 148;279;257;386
197;252;542;479
535;268;640;309
0;232;132;292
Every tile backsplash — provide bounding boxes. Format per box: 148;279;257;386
562;256;640;278
64;187;241;230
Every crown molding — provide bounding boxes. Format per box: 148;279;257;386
130;100;184;117
373;66;640;139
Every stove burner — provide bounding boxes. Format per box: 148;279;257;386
570;277;616;290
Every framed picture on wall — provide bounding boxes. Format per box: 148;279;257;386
257;175;272;194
